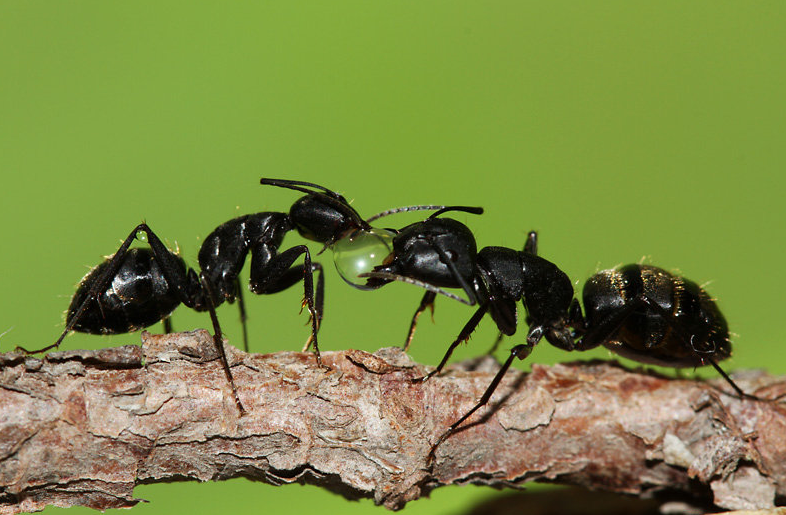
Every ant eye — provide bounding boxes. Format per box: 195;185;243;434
332;228;395;290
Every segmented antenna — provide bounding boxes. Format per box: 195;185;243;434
358;271;476;305
429;206;484;219
365;205;483;223
260;178;342;199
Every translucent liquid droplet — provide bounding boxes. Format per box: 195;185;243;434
332;228;395;290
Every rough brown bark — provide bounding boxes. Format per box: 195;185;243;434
1;330;785;514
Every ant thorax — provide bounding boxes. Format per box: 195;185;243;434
332;227;396;290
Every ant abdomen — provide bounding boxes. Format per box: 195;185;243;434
67;248;185;334
581;264;731;368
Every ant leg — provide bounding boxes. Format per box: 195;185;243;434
137;228;248;411
428;343;533;464
705;356;749;399
233;278;249;352
403;291;437;352
314;262;325;328
250;245;323;367
484;298;518;352
414;305;488;383
163;318;173;334
200;273;246;414
302;262;325;353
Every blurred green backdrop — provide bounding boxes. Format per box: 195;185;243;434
2;1;785;514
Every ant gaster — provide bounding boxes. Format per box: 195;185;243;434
361;225;749;462
26;179;460;414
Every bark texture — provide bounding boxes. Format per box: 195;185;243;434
1;330;785;514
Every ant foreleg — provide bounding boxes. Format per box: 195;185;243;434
302;262;325;354
314;262;325;331
403;291;437;352
249;245;324;367
233;278;249;352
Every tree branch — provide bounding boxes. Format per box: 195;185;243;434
2;330;785;514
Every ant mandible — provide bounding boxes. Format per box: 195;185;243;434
361;223;752;462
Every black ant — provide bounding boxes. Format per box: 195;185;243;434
361;224;753;462
22;179;462;413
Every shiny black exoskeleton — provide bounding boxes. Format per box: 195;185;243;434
363;208;488;351
362;226;748;461
578;264;732;368
26;179;399;413
364;223;577;359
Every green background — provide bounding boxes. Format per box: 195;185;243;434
2;1;785;514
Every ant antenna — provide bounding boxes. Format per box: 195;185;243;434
365;205;448;223
358;271;476;305
260;178;343;200
429;206;484;219
365;206;483;224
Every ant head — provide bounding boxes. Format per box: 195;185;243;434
363;217;478;290
261;179;370;245
289;194;369;244
359;205;482;290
